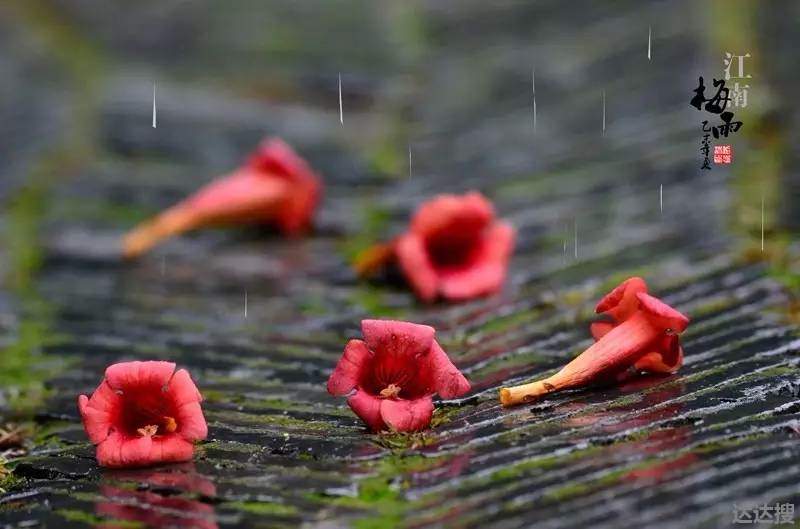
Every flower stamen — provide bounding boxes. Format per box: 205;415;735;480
137;424;158;437
379;383;402;399
163;416;177;433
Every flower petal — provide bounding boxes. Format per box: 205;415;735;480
105;361;176;393
96;431;154;468
438;221;514;300
277;175;321;235
590;321;615;341
248;137;315;183
246;138;321;235
176;401;208;441
427;340;470;399
361;319;435;363
395;233;438;302
149;435;195;464
595;276;648;315
634;335;684;374
83;379;121;412
636;292;690;333
379;397;434;432
78;394;114;445
662;336;684;370
328;339;371;396
347;390;385;432
78;379;124;445
410;192;494;239
169;368;203;407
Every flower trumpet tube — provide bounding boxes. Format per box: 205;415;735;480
122;138;321;259
353;240;396;278
500;281;689;407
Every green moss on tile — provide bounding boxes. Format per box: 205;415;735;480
692;431;771;454
57;509;144;528
225;500;297;516
429;405;465;429
0;459;20;494
542;468;626;502
50;198;151;225
366;140;404;178
239;397;353;418
466;351;550;381
348;285;406;318
489;444;606;483
306;453;447;528
206;410;343;433
476;307;545;335
373;430;433;450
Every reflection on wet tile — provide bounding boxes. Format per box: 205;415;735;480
97;464;217;529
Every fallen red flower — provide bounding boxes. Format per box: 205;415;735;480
78;361;208;468
590;276;685;375
355;192;515;302
500;277;689;406
327;319;470;432
122;137;322;258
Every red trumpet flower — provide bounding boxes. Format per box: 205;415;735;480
327;320;470;432
122;138;322;258
590;277;685;375
500;278;689;406
78;361;208;468
355;192;515;302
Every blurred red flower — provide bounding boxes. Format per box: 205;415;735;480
356;192;515;302
78;361;208;468
123;137;322;258
328;320;470;432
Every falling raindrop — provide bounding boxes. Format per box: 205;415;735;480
532;66;537;132
648;26;652;61
574;220;578;259
761;194;765;251
602;91;606;135
244;290;248;318
408;144;412;178
338;73;343;125
660;184;663;214
152;82;157;128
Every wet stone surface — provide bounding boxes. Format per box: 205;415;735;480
1;1;800;528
